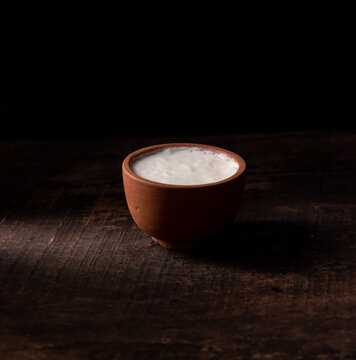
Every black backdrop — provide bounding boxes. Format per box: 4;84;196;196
1;36;353;138
0;88;16;113
1;76;352;139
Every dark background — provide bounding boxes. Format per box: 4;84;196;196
0;88;16;113
1;78;352;138
1;25;353;138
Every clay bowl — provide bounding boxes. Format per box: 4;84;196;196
122;143;246;250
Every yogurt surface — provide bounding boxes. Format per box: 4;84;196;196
131;146;239;185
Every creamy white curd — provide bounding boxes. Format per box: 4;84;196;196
131;146;239;185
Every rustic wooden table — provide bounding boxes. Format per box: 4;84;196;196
0;131;355;360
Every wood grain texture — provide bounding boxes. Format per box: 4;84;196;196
0;131;355;360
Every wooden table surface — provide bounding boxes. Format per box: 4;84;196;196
0;131;355;360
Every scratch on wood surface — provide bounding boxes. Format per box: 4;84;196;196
246;181;271;190
0;217;5;225
84;206;96;225
82;202;129;227
48;235;55;246
275;206;300;213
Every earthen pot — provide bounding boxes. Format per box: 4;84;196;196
122;143;246;250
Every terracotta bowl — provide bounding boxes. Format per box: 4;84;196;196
122;143;246;250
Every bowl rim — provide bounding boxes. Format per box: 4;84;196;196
122;143;246;189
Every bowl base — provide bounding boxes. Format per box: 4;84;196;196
151;237;205;250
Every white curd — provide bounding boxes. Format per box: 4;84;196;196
131;146;239;185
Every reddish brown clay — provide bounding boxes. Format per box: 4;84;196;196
122;143;246;250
